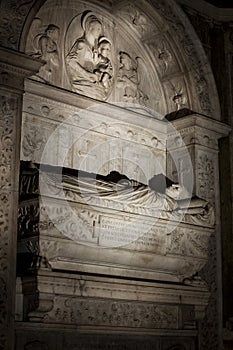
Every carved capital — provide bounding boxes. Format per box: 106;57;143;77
167;113;231;201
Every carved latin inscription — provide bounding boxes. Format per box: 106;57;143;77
97;216;166;252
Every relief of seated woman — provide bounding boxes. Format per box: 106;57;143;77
66;12;113;100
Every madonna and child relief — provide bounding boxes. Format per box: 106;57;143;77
66;11;114;100
27;9;155;106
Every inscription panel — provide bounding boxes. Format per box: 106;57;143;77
98;215;167;253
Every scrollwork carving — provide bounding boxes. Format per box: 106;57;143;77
45;297;178;329
0;95;17;350
0;96;15;176
167;228;209;258
0;1;34;49
199;232;218;349
197;153;215;205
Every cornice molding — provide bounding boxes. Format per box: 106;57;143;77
176;0;233;22
0;47;43;76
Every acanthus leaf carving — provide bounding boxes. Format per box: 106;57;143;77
167;227;209;258
0;1;35;49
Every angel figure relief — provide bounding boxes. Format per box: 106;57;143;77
117;51;149;104
65;11;113;100
27;19;60;83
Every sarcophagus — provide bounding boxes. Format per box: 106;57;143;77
18;163;214;283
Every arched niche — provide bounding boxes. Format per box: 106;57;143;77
2;0;219;119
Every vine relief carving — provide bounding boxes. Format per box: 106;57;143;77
44;297;178;329
197;153;215;205
0;95;17;350
0;0;35;49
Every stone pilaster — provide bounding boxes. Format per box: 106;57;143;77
167;113;231;350
0;47;42;350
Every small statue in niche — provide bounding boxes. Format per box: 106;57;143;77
117;51;148;104
65;11;113;100
168;81;187;110
32;24;60;82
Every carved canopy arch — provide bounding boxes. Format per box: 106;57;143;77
0;0;220;118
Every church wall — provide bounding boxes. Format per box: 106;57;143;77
0;1;231;349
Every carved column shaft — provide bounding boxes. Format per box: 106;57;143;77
0;47;42;350
167;113;230;350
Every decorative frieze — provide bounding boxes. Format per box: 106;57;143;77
44;297;178;329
